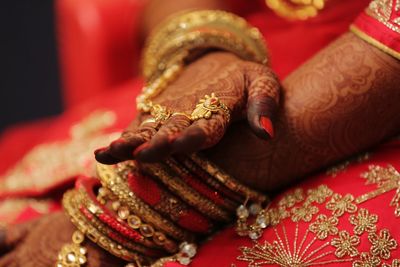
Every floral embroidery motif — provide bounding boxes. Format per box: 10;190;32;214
306;185;333;204
369;229;397;260
238;183;399;267
278;188;304;209
361;165;400;187
349;208;378;235
238;224;352;267
368;0;400;34
309;214;338;240
331;231;360;258
326;194;357;217
266;207;288;226
352;252;381;267
357;165;400;217
383;259;400;267
291;204;318;222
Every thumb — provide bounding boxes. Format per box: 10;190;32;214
244;62;280;140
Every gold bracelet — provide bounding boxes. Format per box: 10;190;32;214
189;153;269;204
62;190;150;263
139;162;232;223
165;158;238;212
96;162;194;242
95;186;180;253
142;10;268;83
74;189;160;257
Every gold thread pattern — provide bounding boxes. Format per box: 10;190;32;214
326;193;357;217
369;229;397;260
331;231;360;258
309;214;339;240
349;208;378;236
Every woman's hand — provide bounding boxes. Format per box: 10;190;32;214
0;212;125;267
95;52;281;164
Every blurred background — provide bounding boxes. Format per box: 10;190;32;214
0;1;63;131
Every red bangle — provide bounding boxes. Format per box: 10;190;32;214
126;170;214;234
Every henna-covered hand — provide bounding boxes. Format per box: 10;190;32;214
0;212;124;267
95;52;281;164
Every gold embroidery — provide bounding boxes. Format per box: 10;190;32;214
306;185;333;204
361;165;400;187
238;223;352;266
367;0;400;34
326;194;357;217
326;153;370;177
278;188;304;209
369;229;397;260
309;214;338;240
356;165;400;217
349;208;378;236
0;110;118;194
331;231;360;258
352;252;381;267
238;182;400;267
383;259;400;267
291;204;318;222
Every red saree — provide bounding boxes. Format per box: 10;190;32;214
1;0;400;265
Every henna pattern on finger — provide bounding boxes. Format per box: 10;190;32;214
206;32;400;192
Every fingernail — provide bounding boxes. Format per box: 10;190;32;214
110;138;128;146
168;133;181;143
94;147;108;155
133;143;150;157
260;116;274;138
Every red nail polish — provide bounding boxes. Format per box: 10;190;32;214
260;116;274;138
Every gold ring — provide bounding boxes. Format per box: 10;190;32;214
190;93;231;122
170;112;192;120
140;118;157;125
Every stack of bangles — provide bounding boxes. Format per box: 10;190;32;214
57;9;270;267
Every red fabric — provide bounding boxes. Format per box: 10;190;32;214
184;140;400;266
352;4;400;56
3;1;395;265
56;0;146;109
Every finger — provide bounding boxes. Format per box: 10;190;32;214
171;112;228;154
244;63;281;140
95;116;158;164
0;219;39;254
135;114;192;162
0;250;17;267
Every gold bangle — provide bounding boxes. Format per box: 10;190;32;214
78;186;178;254
139;162;232;223
73;189;159;257
165;158;238;212
189;153;269;204
62;190;150;263
96;162;194;242
142;10;268;83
